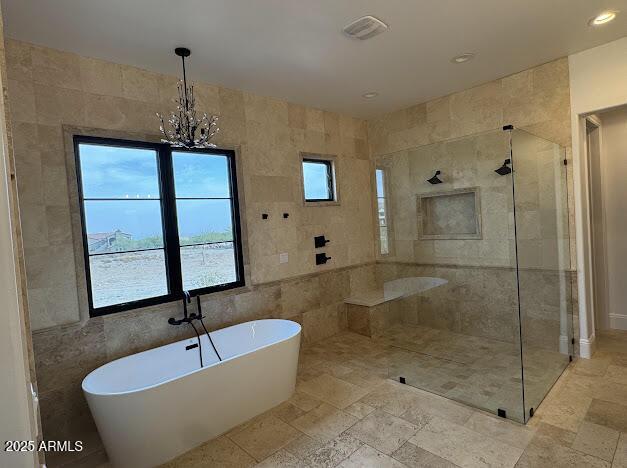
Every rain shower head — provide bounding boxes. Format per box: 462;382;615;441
427;170;443;184
495;159;512;176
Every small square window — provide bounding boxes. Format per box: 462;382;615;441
301;155;337;203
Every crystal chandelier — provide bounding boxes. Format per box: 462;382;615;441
157;47;219;148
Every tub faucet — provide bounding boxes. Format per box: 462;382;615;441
183;290;191;320
168;291;197;325
168;291;205;368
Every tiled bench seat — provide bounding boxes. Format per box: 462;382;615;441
344;277;447;337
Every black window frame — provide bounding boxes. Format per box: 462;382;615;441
73;135;246;317
302;158;335;202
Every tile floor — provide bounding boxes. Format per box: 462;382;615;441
155;329;627;467
378;323;571;422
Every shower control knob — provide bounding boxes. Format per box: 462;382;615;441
315;253;331;265
314;235;330;248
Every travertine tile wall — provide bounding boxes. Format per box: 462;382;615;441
377;263;576;351
373;131;574;346
368;58;575;264
5;38;375;332
375;130;514;267
5;38;377;465
0;11;42;453
31;263;377;466
368;58;572;156
369;58;577;348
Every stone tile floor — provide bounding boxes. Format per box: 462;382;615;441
377;323;571;423
98;328;627;467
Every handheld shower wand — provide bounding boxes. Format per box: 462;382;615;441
196;296;222;362
183;290;191;319
188;321;203;368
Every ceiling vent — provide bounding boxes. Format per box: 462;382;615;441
342;16;388;40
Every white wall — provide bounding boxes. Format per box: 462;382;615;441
586;119;609;331
0;5;37;461
569;37;627;356
596;107;627;330
570;38;627;116
0;95;38;468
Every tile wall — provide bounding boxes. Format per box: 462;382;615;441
4;38;376;465
369;58;577;352
5;39;375;331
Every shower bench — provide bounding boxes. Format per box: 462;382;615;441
344;277;447;338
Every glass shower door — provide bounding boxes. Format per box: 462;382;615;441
511;129;573;422
375;127;573;424
379;129;527;423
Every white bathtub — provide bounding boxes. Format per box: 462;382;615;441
82;319;301;468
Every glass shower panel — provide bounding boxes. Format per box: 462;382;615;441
377;129;527;422
511;129;572;422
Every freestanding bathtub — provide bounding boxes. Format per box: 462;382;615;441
82;319;301;468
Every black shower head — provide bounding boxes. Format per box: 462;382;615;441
495;159;512;176
427;170;442;184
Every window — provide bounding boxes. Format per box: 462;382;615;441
301;154;337;203
376;168;390;255
74;136;244;316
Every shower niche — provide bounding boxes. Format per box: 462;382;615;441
417;187;482;239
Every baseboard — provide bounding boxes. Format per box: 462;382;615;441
579;333;596;359
609;313;627;330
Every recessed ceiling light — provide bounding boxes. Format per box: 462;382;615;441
362;92;378;99
589;10;618;26
451;53;475;64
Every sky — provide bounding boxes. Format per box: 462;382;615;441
79;144;234;239
376;168;385;195
302;161;332;200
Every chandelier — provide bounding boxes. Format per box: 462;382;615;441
157;47;219;148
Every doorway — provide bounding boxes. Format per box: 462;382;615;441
586;106;627;331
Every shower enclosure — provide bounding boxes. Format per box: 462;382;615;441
374;127;573;423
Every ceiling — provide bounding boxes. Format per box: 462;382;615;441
3;0;627;118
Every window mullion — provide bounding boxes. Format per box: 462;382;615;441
228;152;246;289
326;162;334;201
158;145;184;298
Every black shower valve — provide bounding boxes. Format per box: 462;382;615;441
316;253;331;265
314;235;330;248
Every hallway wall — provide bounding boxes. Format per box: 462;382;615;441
596;106;627;330
568;37;627;354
